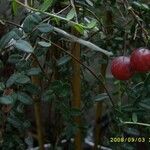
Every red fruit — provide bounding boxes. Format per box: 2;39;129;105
130;48;150;73
111;56;134;80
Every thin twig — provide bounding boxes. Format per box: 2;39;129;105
122;121;150;127
56;4;71;15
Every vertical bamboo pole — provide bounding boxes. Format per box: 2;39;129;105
31;55;44;150
94;9;113;150
71;30;82;150
93;55;108;150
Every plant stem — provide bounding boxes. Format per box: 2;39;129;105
71;29;82;150
122;122;150;127
31;54;44;150
53;27;113;56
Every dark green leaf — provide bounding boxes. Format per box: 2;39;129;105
0;95;14;105
6;73;30;87
0;82;5;91
17;92;32;105
57;56;71;66
42;89;55;102
23;14;42;33
23;83;40;94
14;40;34;53
8;54;22;64
26;67;41;76
37;23;53;33
15;74;30;84
0;31;18;49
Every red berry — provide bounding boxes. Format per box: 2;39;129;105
130;48;150;73
111;56;134;80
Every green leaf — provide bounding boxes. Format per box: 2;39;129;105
6;73;30;87
37;23;53;33
139;101;150;110
85;0;93;6
23;14;42;33
23;83;40;94
17;92;32;105
15;74;30;84
8;54;22;64
38;41;51;47
12;0;19;16
132;1;141;8
26;67;41;76
0;31;18;49
132;113;137;123
57;56;71;66
0;82;5;91
66;8;76;20
73;24;84;34
6;74;18;87
141;4;149;10
40;0;53;11
14;40;34;53
87;19;97;29
0;95;14;105
42;89;55;102
94;93;109;102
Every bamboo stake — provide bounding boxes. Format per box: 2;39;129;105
93;55;108;150
71;30;82;150
31;54;44;150
94;10;113;150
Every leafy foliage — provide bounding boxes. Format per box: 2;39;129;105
0;0;150;149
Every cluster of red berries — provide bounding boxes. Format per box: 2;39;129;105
111;48;150;80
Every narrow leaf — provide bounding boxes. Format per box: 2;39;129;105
40;0;53;11
38;41;51;47
94;93;109;102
